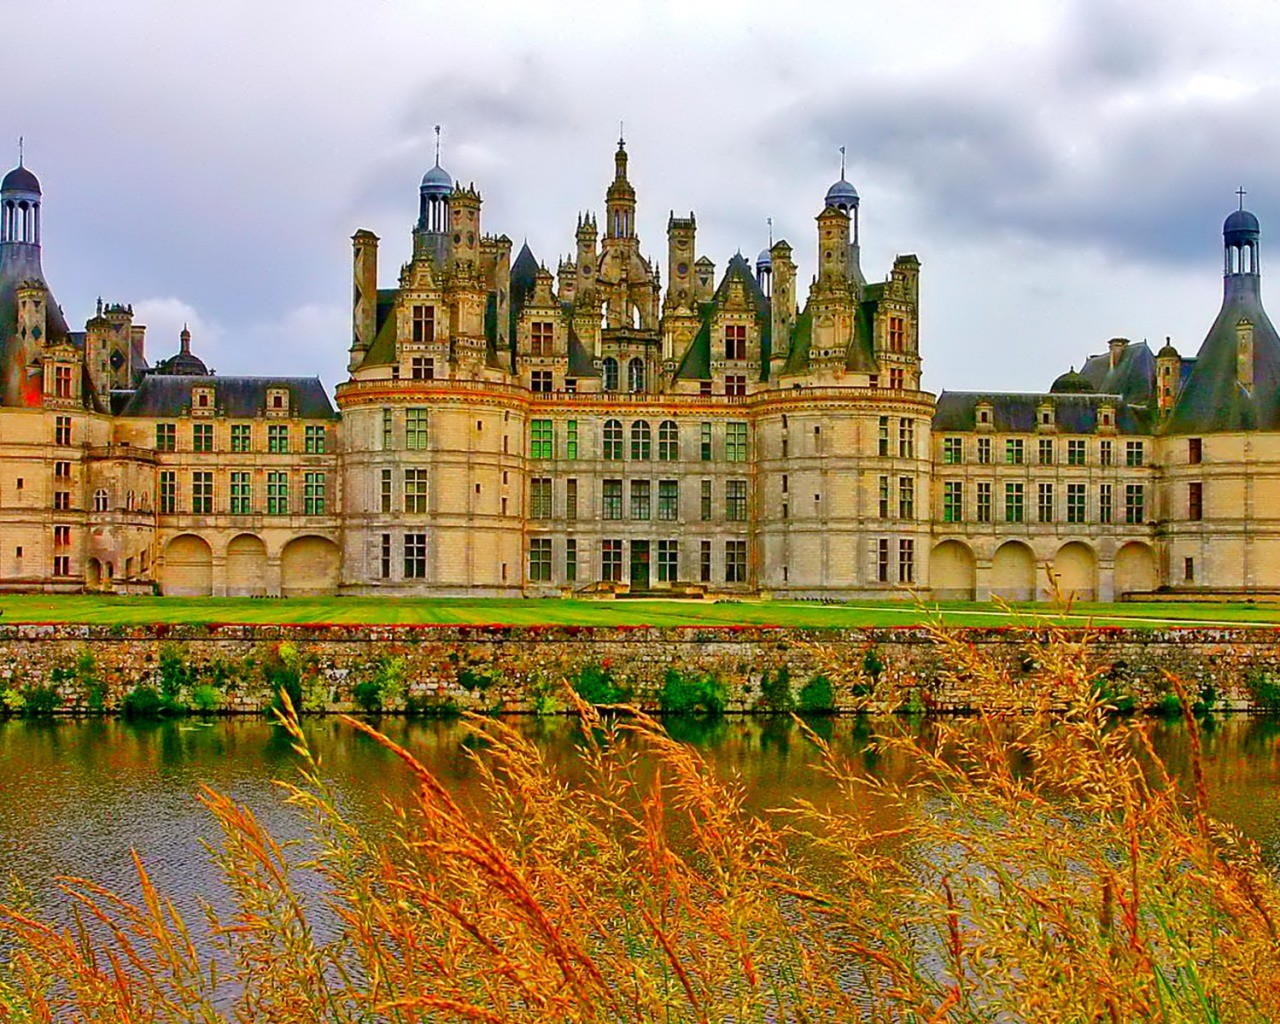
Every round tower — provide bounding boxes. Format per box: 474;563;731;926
1;161;41;248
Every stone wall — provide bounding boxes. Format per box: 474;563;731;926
0;623;1278;716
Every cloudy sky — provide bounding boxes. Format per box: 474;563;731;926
9;0;1278;395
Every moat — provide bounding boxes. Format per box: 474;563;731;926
2;713;1278;922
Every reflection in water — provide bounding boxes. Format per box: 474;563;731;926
0;714;1278;932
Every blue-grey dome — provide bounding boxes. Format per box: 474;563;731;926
755;248;772;269
420;162;453;195
824;176;859;209
1225;208;1260;238
1;165;40;194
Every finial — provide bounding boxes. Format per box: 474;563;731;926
839;144;846;179
618;120;625;147
434;124;442;166
767;216;773;246
1237;185;1247;211
17;136;23;167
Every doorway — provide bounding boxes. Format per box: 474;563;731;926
630;540;650;590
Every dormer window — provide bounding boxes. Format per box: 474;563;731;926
266;387;290;417
191;386;215;416
976;403;994;430
1037;404;1055;430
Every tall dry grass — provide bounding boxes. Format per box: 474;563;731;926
2;616;1278;1022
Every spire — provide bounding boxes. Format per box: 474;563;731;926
767;216;773;246
434;124;442;167
839;144;845;179
180;324;191;354
17;136;23;168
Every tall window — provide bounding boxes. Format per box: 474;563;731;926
55;416;71;446
565;538;578;582
404;534;427;578
877;538;890;582
628;357;645;393
603;419;623;460
530;478;552;519
531;321;553;356
380;534;391;579
382;408;393;450
1188;482;1203;521
267;471;288;515
93;488;108;513
1005;438;1024;465
943;481;963;523
658;480;679;521
231;423;251;452
898;418;914;458
1005;482;1024;523
405;408;429;450
305;425;326;454
700;479;712;521
1099;483;1113;524
268;424;288;454
630;480;651;520
1126;441;1145;467
54;460;70;479
1125;484;1145;524
878;475;890;518
156;422;176;451
194;423;213;453
725;540;747;583
700;540;712;583
380;468;392;513
888;316;905;353
304;472;326;515
889;368;904;390
1038;439;1054;465
700;422;712;461
977;481;992;523
192;471;213;514
1037;483;1053;523
602;479;622;519
602;540;623;581
602;358;619;392
658;420;679;461
898;539;915;583
1099;440;1113;467
231;471;251;514
726;479;747;521
878;416;889;457
630;420;652;460
566;420;579;459
1067;483;1085;524
54;365;72;399
657;540;678;582
943;437;962;464
54;490;70;511
724;324;746;360
528;538;552;581
566;478;578;520
404;469;428;514
977;437;991;464
1067;439;1085;465
531;419;554;459
412;305;435;343
726;422;747;462
898;476;914;519
1188;438;1203;464
160;471;176;515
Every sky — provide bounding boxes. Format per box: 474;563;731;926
8;0;1280;397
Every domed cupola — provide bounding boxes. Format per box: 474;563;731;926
824;176;859;212
417;126;453;235
1;154;41;249
1224;190;1261;285
1050;367;1094;394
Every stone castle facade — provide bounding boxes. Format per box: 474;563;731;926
0;144;1271;600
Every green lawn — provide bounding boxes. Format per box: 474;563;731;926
0;594;1278;628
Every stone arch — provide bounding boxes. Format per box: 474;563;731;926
280;535;340;597
930;540;976;600
226;533;268;597
991;540;1036;602
85;558;102;591
1052;541;1097;602
162;534;213;596
1115;541;1157;596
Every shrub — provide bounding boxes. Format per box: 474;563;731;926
1091;675;1137;715
22;684;60;717
265;642;305;716
757;666;794;712
862;646;884;680
798;673;835;713
659;668;726;715
457;667;498;692
351;679;384;714
527;670;563;716
122;685;164;719
1247;669;1280;710
78;652;108;712
572;663;626;705
191;684;222;714
1155;691;1183;718
404;692;460;717
1;688;24;714
157;644;190;704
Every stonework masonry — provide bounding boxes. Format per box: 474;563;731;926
1;623;1279;715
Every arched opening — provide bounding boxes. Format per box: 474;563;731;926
1052;542;1097;602
630;419;651;460
226;534;268;597
602;357;619;392
85;558;102;591
930;540;975;601
628;357;645;393
161;534;213;596
93;488;109;513
631;305;641;329
280;535;340;596
1115;541;1157;596
991;541;1036;602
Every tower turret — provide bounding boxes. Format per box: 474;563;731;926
413;126;453;266
350;229;379;371
605;134;636;241
665;212;696;312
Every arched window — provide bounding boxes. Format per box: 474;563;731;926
628;356;645;393
126;491;136;511
630;420;652;460
658;420;679;461
602;357;619;392
603;419;623;460
93;489;108;513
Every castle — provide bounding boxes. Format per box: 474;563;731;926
0;140;1272;600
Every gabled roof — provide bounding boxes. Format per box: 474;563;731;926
672;253;771;382
567;323;598;378
360;288;400;367
1078;340;1154;407
932;391;1152;435
117;375;337;419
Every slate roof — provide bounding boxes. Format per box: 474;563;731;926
566;322;598;378
359;288;400;367
1165;273;1280;433
0;242;76;407
117;375;337;419
932;391;1153;435
673;253;771;382
1078;340;1155;406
